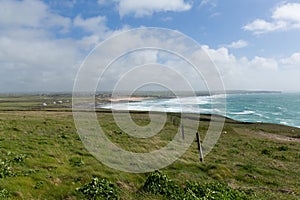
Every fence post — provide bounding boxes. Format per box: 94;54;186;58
196;132;204;162
181;124;184;140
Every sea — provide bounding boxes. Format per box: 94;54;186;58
98;93;300;128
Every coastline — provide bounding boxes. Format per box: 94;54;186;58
96;92;300;128
107;96;152;102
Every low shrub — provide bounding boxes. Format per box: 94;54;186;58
277;146;288;151
0;188;10;199
69;157;84;167
142;171;256;200
77;177;119;200
184;181;255;200
13;154;27;163
0;153;30;179
142;170;180;199
261;149;272;155
0;160;14;178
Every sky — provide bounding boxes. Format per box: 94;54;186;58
1;0;300;93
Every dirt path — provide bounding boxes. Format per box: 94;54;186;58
233;128;300;142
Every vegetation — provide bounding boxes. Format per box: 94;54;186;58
77;177;119;200
0;95;299;199
142;170;255;199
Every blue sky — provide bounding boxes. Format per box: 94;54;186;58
1;0;300;92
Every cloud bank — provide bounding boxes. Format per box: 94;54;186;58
117;0;192;17
244;3;300;34
0;0;299;92
225;40;248;49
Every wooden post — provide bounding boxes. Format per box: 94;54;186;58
196;132;204;162
181;124;184;140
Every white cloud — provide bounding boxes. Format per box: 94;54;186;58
0;26;81;91
0;0;71;31
202;46;295;90
243;19;287;34
243;3;300;34
225;40;248;49
0;0;299;92
204;46;279;72
210;12;220;18
98;0;107;5
280;52;300;68
272;3;300;22
203;46;300;91
0;0;46;27
118;0;192;17
199;0;216;8
0;0;136;92
161;17;173;22
248;56;278;70
73;15;132;49
74;15;107;34
0;0;80;92
94;34;297;92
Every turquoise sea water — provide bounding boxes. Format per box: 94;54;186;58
225;93;300;128
99;93;300;128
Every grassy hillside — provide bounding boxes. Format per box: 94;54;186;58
0;96;299;199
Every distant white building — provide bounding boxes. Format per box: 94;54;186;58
42;103;47;106
58;100;63;104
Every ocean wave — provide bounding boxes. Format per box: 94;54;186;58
228;111;255;115
254;113;263;117
97;93;300;128
210;94;226;98
280;121;288;125
272;112;282;116
164;96;212;105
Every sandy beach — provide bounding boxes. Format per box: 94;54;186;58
108;96;151;102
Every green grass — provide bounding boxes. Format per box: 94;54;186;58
0;96;299;199
0;94;72;111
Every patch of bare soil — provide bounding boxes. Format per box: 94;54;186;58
233;128;300;142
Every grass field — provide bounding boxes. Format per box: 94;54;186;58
0;95;299;199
